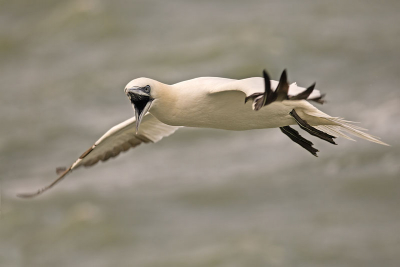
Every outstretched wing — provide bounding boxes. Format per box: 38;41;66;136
208;77;323;101
18;113;181;198
74;113;180;168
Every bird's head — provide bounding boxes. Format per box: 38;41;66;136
124;78;160;133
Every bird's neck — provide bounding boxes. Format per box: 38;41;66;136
149;83;181;125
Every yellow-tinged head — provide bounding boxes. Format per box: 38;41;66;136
124;78;167;133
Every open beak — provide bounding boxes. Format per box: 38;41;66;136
126;88;153;134
133;100;152;134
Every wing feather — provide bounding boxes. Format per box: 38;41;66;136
209;77;323;100
17;113;180;198
76;114;178;168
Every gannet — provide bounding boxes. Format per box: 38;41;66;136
18;69;388;198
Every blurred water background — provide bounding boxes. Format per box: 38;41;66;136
1;0;399;266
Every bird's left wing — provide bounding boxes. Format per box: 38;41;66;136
18;113;181;198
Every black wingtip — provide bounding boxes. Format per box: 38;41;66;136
262;69;270;80
250;69;324;110
275;69;289;101
302;83;316;98
280;69;287;83
290;82;316;101
309;93;326;104
262;70;271;94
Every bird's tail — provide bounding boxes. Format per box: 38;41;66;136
310;116;388;146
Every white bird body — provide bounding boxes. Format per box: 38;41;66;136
18;71;388;198
132;77;328;130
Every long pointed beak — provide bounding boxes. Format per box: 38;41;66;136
133;100;153;134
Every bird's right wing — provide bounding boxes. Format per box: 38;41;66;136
18;113;181;198
208;77;323;101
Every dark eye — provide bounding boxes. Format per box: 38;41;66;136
144;85;151;93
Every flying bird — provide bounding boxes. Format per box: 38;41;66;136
18;69;388;198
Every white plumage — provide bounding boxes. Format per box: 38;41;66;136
18;71;387;198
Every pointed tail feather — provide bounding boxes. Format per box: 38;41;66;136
314;117;389;146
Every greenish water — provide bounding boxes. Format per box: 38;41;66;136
1;0;399;266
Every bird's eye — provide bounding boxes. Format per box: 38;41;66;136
144;85;151;93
